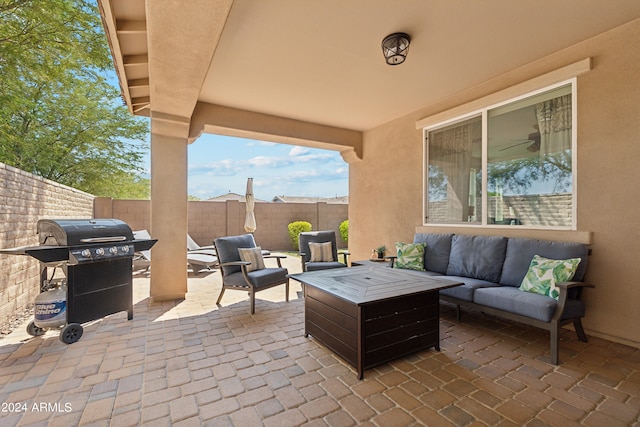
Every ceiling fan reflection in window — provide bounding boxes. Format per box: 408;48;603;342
499;125;541;152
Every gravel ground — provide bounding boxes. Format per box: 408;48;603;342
0;306;34;338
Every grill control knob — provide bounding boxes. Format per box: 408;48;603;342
110;246;118;254
95;248;105;256
81;249;91;258
121;245;130;253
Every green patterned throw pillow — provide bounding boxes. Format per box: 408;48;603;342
393;242;426;271
519;255;581;300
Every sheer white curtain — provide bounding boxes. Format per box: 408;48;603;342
536;94;572;158
429;120;481;222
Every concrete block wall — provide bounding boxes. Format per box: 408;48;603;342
0;163;94;331
106;199;348;252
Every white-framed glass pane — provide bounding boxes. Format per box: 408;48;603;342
487;84;573;226
426;116;482;224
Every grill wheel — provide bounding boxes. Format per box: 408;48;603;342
26;321;46;337
59;323;83;344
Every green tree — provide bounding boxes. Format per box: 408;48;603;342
0;0;149;198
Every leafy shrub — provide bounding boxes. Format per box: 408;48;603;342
339;219;349;244
287;221;312;249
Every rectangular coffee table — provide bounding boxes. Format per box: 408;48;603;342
289;264;462;379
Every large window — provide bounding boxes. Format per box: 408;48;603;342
425;82;575;228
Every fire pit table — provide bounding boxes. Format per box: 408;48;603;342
289;264;462;379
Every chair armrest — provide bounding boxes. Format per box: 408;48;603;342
298;252;307;271
264;254;285;268
339;250;350;266
219;261;251;267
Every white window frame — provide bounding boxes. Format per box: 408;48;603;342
423;78;578;230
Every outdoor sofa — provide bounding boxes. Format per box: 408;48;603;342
388;233;593;364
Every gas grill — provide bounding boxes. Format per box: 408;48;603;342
0;219;156;343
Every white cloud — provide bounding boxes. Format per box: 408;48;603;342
247;156;291;168
289;146;310;156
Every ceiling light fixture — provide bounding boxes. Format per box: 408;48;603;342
381;32;411;65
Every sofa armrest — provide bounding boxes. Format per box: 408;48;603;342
551;281;594;322
556;281;595;290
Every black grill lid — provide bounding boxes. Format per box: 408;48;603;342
37;219;134;246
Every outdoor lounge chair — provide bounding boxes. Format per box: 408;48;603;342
187;234;217;256
298;230;349;272
133;230;219;275
214;233;289;314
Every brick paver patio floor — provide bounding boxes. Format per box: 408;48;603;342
0;255;638;426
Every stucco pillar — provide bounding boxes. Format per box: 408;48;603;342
149;131;188;301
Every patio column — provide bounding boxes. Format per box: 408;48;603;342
149;125;189;301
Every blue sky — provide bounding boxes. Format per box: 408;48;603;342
106;74;347;201
185;134;348;200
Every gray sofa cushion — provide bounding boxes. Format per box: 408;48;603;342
500;238;589;287
446;235;508;283
474;286;556;322
438;276;500;302
473;286;585;322
413;233;453;274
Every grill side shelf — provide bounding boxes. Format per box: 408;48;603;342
25;246;70;263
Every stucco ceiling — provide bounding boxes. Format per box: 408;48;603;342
101;0;640;132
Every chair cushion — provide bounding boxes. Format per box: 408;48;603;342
299;231;338;263
214;234;256;275
306;261;346;271
238;247;265;272
413;233;453;274
224;268;288;289
393;242;426;271
438;276;500;301
519;255;581;300
446;235;507;283
309;242;334;262
500;238;589;287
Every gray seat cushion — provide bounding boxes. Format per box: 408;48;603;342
473;287;585;322
413;233;453;274
474;287;555;322
446;235;508;283
438;276;500;301
223;268;288;289
306;261;346;271
500;238;589;287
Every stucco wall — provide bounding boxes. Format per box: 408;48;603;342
350;19;640;347
0;163;95;331
97;198;348;251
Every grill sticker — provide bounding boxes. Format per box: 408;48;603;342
35;301;66;321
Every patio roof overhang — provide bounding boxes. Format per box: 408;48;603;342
97;0;640;301
99;0;640;154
